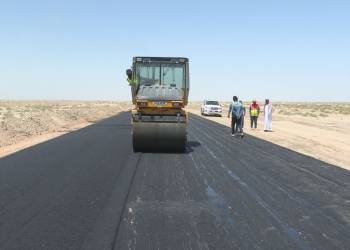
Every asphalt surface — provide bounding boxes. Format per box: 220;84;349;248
1;111;350;250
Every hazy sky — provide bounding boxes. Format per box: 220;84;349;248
1;0;349;102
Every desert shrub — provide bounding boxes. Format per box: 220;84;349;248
279;110;292;116
308;113;318;117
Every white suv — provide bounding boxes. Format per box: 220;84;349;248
201;100;222;117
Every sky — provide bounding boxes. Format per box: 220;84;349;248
0;0;349;102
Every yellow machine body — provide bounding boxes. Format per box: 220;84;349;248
126;57;190;152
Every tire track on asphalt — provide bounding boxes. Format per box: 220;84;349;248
189;119;312;250
189;115;350;248
190;116;350;228
111;153;142;250
190;115;345;187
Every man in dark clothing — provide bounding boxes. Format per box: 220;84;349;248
228;96;244;138
239;100;246;129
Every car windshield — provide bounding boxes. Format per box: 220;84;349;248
206;101;219;105
136;63;185;88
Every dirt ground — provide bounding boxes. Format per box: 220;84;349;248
187;102;350;170
0;101;131;157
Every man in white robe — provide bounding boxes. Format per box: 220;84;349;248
264;99;274;131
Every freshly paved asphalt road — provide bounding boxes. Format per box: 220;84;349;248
1;112;350;250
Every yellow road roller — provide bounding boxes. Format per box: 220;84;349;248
126;57;189;152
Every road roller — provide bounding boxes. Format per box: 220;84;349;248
126;57;190;152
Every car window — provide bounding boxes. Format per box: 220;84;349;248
206;101;219;105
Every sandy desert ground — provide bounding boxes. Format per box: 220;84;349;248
187;102;350;170
1;100;349;171
0;101;131;157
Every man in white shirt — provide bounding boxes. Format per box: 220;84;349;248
264;99;274;132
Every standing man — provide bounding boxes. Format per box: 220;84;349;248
228;96;244;138
239;100;246;129
264;99;274;132
249;99;260;129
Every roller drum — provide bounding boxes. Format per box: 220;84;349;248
132;122;187;152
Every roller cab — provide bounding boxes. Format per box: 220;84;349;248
126;57;190;152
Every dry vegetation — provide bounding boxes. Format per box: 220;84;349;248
275;103;350;117
0;101;131;148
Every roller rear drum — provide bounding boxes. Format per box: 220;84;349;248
132;122;187;152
